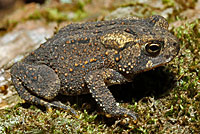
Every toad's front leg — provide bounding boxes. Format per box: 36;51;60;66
85;68;137;120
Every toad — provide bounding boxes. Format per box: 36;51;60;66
11;15;180;120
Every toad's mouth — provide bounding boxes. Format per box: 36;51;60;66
137;57;174;74
122;59;171;82
141;62;167;73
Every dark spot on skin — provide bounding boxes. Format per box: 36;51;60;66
78;38;90;43
165;54;170;59
124;28;138;36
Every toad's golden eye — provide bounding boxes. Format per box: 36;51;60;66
145;43;161;56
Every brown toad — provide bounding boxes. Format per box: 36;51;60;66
10;15;179;120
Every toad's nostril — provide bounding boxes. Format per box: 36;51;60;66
173;42;177;46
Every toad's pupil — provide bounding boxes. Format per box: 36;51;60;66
145;43;161;56
149;44;160;52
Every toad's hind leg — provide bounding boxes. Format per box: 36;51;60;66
10;63;76;115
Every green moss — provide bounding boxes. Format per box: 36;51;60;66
168;19;200;131
28;7;88;22
162;0;175;7
173;20;200;92
45;8;69;22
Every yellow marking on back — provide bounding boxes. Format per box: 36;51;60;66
100;32;134;49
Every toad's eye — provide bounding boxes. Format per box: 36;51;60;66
145;43;161;56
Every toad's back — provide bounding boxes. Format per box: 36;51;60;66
22;17;156;94
11;15;180;120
